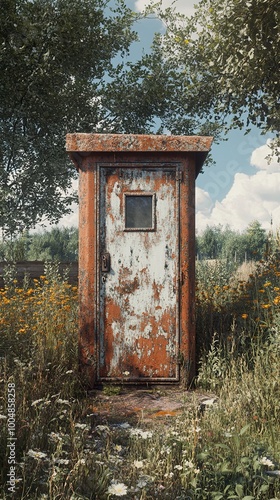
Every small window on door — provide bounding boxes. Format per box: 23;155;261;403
124;193;156;231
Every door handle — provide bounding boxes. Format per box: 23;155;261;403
101;252;111;272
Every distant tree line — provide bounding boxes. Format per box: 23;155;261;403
196;220;271;262
0;220;276;264
0;227;78;262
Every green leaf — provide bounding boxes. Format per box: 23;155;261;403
235;484;244;497
219;461;232;473
197;452;209;460
239;424;251;436
214;442;232;451
259;484;269;493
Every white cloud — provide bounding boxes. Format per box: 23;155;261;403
196;187;214;215
250;139;280;173
196;142;280;234
134;0;196;17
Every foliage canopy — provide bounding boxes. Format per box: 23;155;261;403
0;0;163;234
150;0;279;142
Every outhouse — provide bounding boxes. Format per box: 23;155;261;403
66;133;213;387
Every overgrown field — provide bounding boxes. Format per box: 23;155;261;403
0;258;279;499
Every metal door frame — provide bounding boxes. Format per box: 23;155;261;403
96;161;182;383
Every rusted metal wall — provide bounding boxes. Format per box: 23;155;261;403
66;134;213;387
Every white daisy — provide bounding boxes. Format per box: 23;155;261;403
107;482;128;496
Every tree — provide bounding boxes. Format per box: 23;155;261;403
196;221;267;263
0;227;79;261
0;0;162;234
27;227;78;262
197;225;224;259
244;220;267;260
150;0;279;146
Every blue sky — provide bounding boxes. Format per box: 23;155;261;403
58;0;279;235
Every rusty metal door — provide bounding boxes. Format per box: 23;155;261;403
98;165;180;382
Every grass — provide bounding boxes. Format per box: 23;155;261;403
0;257;280;499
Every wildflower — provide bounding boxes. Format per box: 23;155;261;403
96;424;110;432
75;458;86;467
134;460;144;469
107;482;128;497
160;446;171;455
224;431;233;438
164;472;174;478
174;464;183;470
259;457;274;468
108;454;123;464
185;460;194;468
48;432;63;441
18;328;27;333
136;478;147;488
241;313;248;319
130;428;153;439
192;426;201;433
65;370;73;374
74;423;89;430
54;458;69;465
123;371;130;376
27;449;48;460
115;445;122;452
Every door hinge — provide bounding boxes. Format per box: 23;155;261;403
176;170;183;182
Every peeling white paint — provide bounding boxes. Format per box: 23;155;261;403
99;167;179;379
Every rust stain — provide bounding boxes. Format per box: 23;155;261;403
150;410;178;418
66;133;213;153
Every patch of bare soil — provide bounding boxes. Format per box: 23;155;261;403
86;387;216;426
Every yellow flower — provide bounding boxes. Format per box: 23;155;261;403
241;314;248;319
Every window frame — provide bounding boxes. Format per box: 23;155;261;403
123;192;156;232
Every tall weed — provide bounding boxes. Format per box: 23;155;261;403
0;257;279;498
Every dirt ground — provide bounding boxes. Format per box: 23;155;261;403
86;387;217;426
